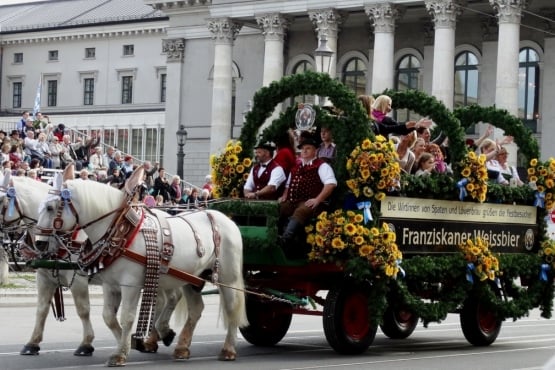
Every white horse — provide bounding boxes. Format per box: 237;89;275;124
2;170;182;357
34;165;247;366
0;171;95;356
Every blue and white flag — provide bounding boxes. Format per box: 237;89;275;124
32;77;42;120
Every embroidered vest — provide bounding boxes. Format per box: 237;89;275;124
287;158;324;202
253;160;283;200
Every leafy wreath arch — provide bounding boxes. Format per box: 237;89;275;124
453;104;539;162
240;71;373;200
383;89;467;166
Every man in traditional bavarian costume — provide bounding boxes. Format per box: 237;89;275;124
244;141;286;200
278;131;337;255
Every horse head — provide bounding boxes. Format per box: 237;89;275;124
35;163;132;259
0;170;53;228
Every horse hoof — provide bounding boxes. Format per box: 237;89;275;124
20;344;40;355
107;355;126;367
218;349;236;361
74;344;94;356
173;347;190;360
140;341;158;353
162;329;176;347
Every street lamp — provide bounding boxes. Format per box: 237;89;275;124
176;124;188;180
314;34;334;75
314;34;334;105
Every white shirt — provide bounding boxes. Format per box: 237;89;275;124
244;161;286;192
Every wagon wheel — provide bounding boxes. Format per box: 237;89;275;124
323;282;377;354
240;295;292;346
380;305;419;339
460;295;502;346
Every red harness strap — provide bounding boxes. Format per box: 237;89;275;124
120;248;205;288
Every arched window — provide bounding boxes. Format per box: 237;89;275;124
518;47;540;132
395;54;421;122
454;51;479;107
341;57;366;96
290;60;315;106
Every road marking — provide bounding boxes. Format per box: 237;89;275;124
278;345;555;370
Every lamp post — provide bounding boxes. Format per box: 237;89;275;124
176;124;188;180
314;34;334;105
314;34;334;75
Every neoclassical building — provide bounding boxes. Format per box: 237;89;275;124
1;0;554;185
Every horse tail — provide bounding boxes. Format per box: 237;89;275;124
210;210;248;329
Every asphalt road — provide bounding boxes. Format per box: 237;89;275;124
2;283;555;370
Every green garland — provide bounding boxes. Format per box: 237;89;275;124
383;89;467;168
454;104;539;162
393;254;553;325
241;71;372;206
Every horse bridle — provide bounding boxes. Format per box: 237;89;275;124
0;185;37;230
34;187;128;257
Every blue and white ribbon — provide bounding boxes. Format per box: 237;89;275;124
534;191;545;208
356;201;372;224
396;259;405;278
457;178;468;201
540;263;550;282
61;188;72;212
6;187;16;218
466;262;475;284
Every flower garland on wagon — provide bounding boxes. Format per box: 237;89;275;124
346;136;401;202
210;140;252;198
306;210;403;279
458;237;500;282
527;157;555;210
457;151;488;202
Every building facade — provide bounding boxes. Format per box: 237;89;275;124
1;0;554;185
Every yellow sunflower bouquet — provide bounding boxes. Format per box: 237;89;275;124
306;209;403;278
527;157;555;210
346;136;401;202
457;151;488;202
210;140;252;198
458;237;500;282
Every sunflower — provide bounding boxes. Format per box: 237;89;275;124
458;151;487;202
305;211;402;279
210;139;252;198
527;157;555;210
459;237;499;281
346;137;400;204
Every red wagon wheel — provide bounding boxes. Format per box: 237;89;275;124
240;295;292;347
323;282;377;354
380;305;419;339
460;295;502;346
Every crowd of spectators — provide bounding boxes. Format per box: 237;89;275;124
1;111;212;208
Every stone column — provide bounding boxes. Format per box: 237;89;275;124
207;18;242;154
365;3;401;94
490;0;526;115
256;14;288;87
425;0;461;110
161;38;185;177
309;9;344;78
541;37;555;159
256;13;289;131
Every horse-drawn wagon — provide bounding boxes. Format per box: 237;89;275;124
2;71;553;366
209;71;554;355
